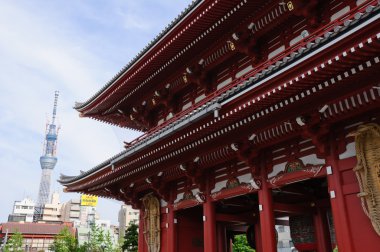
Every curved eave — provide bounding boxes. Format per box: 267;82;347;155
75;0;265;117
85;114;146;133
59;149;127;186
74;0;203;112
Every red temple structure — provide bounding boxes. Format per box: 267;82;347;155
59;0;380;251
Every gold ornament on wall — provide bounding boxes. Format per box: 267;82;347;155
183;74;188;83
227;40;236;51
287;1;294;11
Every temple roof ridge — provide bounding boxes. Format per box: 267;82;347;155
73;0;202;111
60;2;380;186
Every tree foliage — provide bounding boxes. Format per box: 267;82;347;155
104;230;116;252
48;224;121;252
87;224;105;252
233;234;255;252
4;231;23;252
122;221;138;252
50;226;77;252
79;224;121;252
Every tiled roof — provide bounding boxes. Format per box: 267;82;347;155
60;1;380;188
60;3;380;186
0;222;75;236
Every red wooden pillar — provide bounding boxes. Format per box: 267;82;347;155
258;165;277;252
203;195;217;252
326;138;354;252
254;221;263;252
167;204;176;252
216;223;226;252
313;207;331;252
138;208;145;252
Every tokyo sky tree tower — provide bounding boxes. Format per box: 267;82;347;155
34;91;60;222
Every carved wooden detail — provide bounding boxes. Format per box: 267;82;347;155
269;159;325;187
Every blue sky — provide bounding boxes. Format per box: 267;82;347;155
0;0;192;224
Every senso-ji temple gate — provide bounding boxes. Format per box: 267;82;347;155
59;0;380;251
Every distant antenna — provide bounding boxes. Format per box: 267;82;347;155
34;91;60;222
52;91;59;125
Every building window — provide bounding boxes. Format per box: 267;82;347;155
278;241;284;248
277;225;285;233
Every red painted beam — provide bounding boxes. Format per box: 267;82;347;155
275;219;289;226
273;202;315;215
215;213;256;224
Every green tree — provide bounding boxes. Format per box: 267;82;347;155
117;237;125;252
80;224;120;252
233;234;255;252
87;224;105;252
122;222;138;252
4;231;23;252
50;226;77;252
104;230;119;252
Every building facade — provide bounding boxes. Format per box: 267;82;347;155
60;0;380;251
41;192;62;223
8;198;35;223
118;205;139;240
60;198;81;225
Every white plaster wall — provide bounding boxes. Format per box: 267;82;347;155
235;65;253;78
192;188;200;195
237;173;252;184
268;45;285;59
195;94;206;103
174;192;184;203
182;101;192;111
157;118;164;125
269;161;287;178
217;77;232;90
290;34;304;46
357;0;368;5
166;112;173;120
300;154;325;165
339;142;356;159
160;199;168;207
211;179;228;193
331;6;350;21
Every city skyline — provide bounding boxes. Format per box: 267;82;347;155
0;0;192;224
